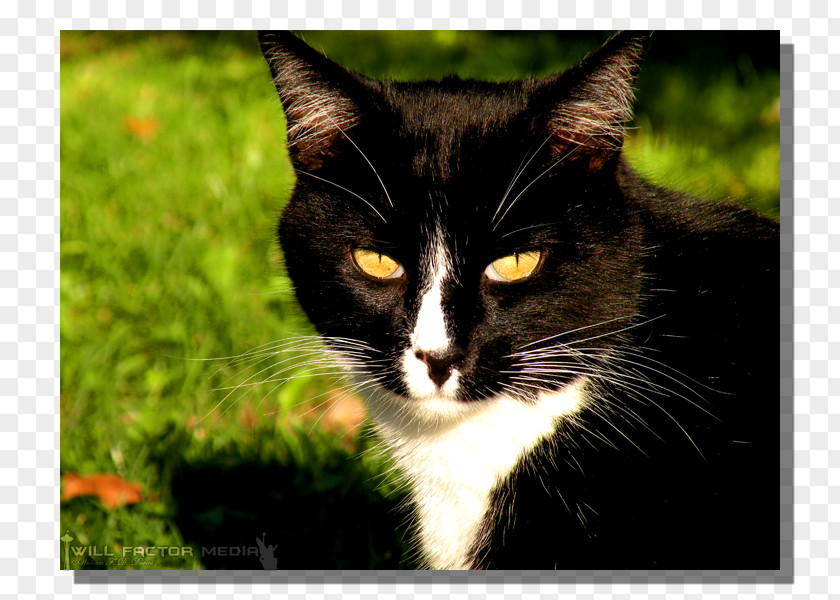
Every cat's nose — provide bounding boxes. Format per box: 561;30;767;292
414;348;465;388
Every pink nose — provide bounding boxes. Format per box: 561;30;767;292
414;348;465;387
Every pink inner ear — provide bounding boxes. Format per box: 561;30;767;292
541;35;646;171
280;73;357;148
545;90;635;170
262;42;360;170
544;123;623;172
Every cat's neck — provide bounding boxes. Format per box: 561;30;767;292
367;379;590;569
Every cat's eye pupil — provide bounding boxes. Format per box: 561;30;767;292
485;250;542;282
352;248;404;280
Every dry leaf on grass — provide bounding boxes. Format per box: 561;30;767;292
121;115;160;140
61;472;143;509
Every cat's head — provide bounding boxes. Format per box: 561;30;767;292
259;31;650;428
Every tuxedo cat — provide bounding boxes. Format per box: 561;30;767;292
258;31;779;570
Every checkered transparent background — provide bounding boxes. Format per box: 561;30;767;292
0;0;835;598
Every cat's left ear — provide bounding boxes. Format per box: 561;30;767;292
258;31;363;169
540;31;650;170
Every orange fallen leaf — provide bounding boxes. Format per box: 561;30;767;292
121;115;160;140
61;472;143;509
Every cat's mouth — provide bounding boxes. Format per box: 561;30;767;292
366;354;591;433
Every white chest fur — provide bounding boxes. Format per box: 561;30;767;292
368;379;589;570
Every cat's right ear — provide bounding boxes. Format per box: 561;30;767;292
258;31;360;169
538;31;650;172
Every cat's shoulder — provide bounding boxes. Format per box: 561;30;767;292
619;163;778;253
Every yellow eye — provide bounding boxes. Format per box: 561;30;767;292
485;250;543;282
352;248;404;279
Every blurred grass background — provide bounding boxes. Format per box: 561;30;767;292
60;30;780;570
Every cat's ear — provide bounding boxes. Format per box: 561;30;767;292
258;31;361;169
541;31;650;170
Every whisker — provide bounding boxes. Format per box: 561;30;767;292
497;221;566;240
492;140;583;231
296;169;387;223
328;116;394;208
512;341;718;421
170;335;323;365
491;136;551;224
605;347;721;395
510;315;639;354
506;340;711;459
512;358;707;415
198;332;383;424
212;350;338;390
586;402;649;456
198;336;329;377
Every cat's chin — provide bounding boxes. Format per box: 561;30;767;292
360;386;488;434
360;377;591;446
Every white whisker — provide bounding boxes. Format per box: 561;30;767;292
491;136;551;224
510;315;638;354
328;116;394;208
492;139;584;231
296;168;387;223
199;333;383;424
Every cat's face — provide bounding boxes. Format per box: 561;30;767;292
261;32;649;425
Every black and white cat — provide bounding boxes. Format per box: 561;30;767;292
258;31;779;570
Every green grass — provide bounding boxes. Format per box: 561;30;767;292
60;31;780;570
60;31;408;569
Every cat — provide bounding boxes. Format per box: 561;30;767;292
257;31;779;570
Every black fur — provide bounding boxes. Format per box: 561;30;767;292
259;31;779;569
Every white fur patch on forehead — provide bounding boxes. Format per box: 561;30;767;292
263;47;358;149
410;227;453;354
